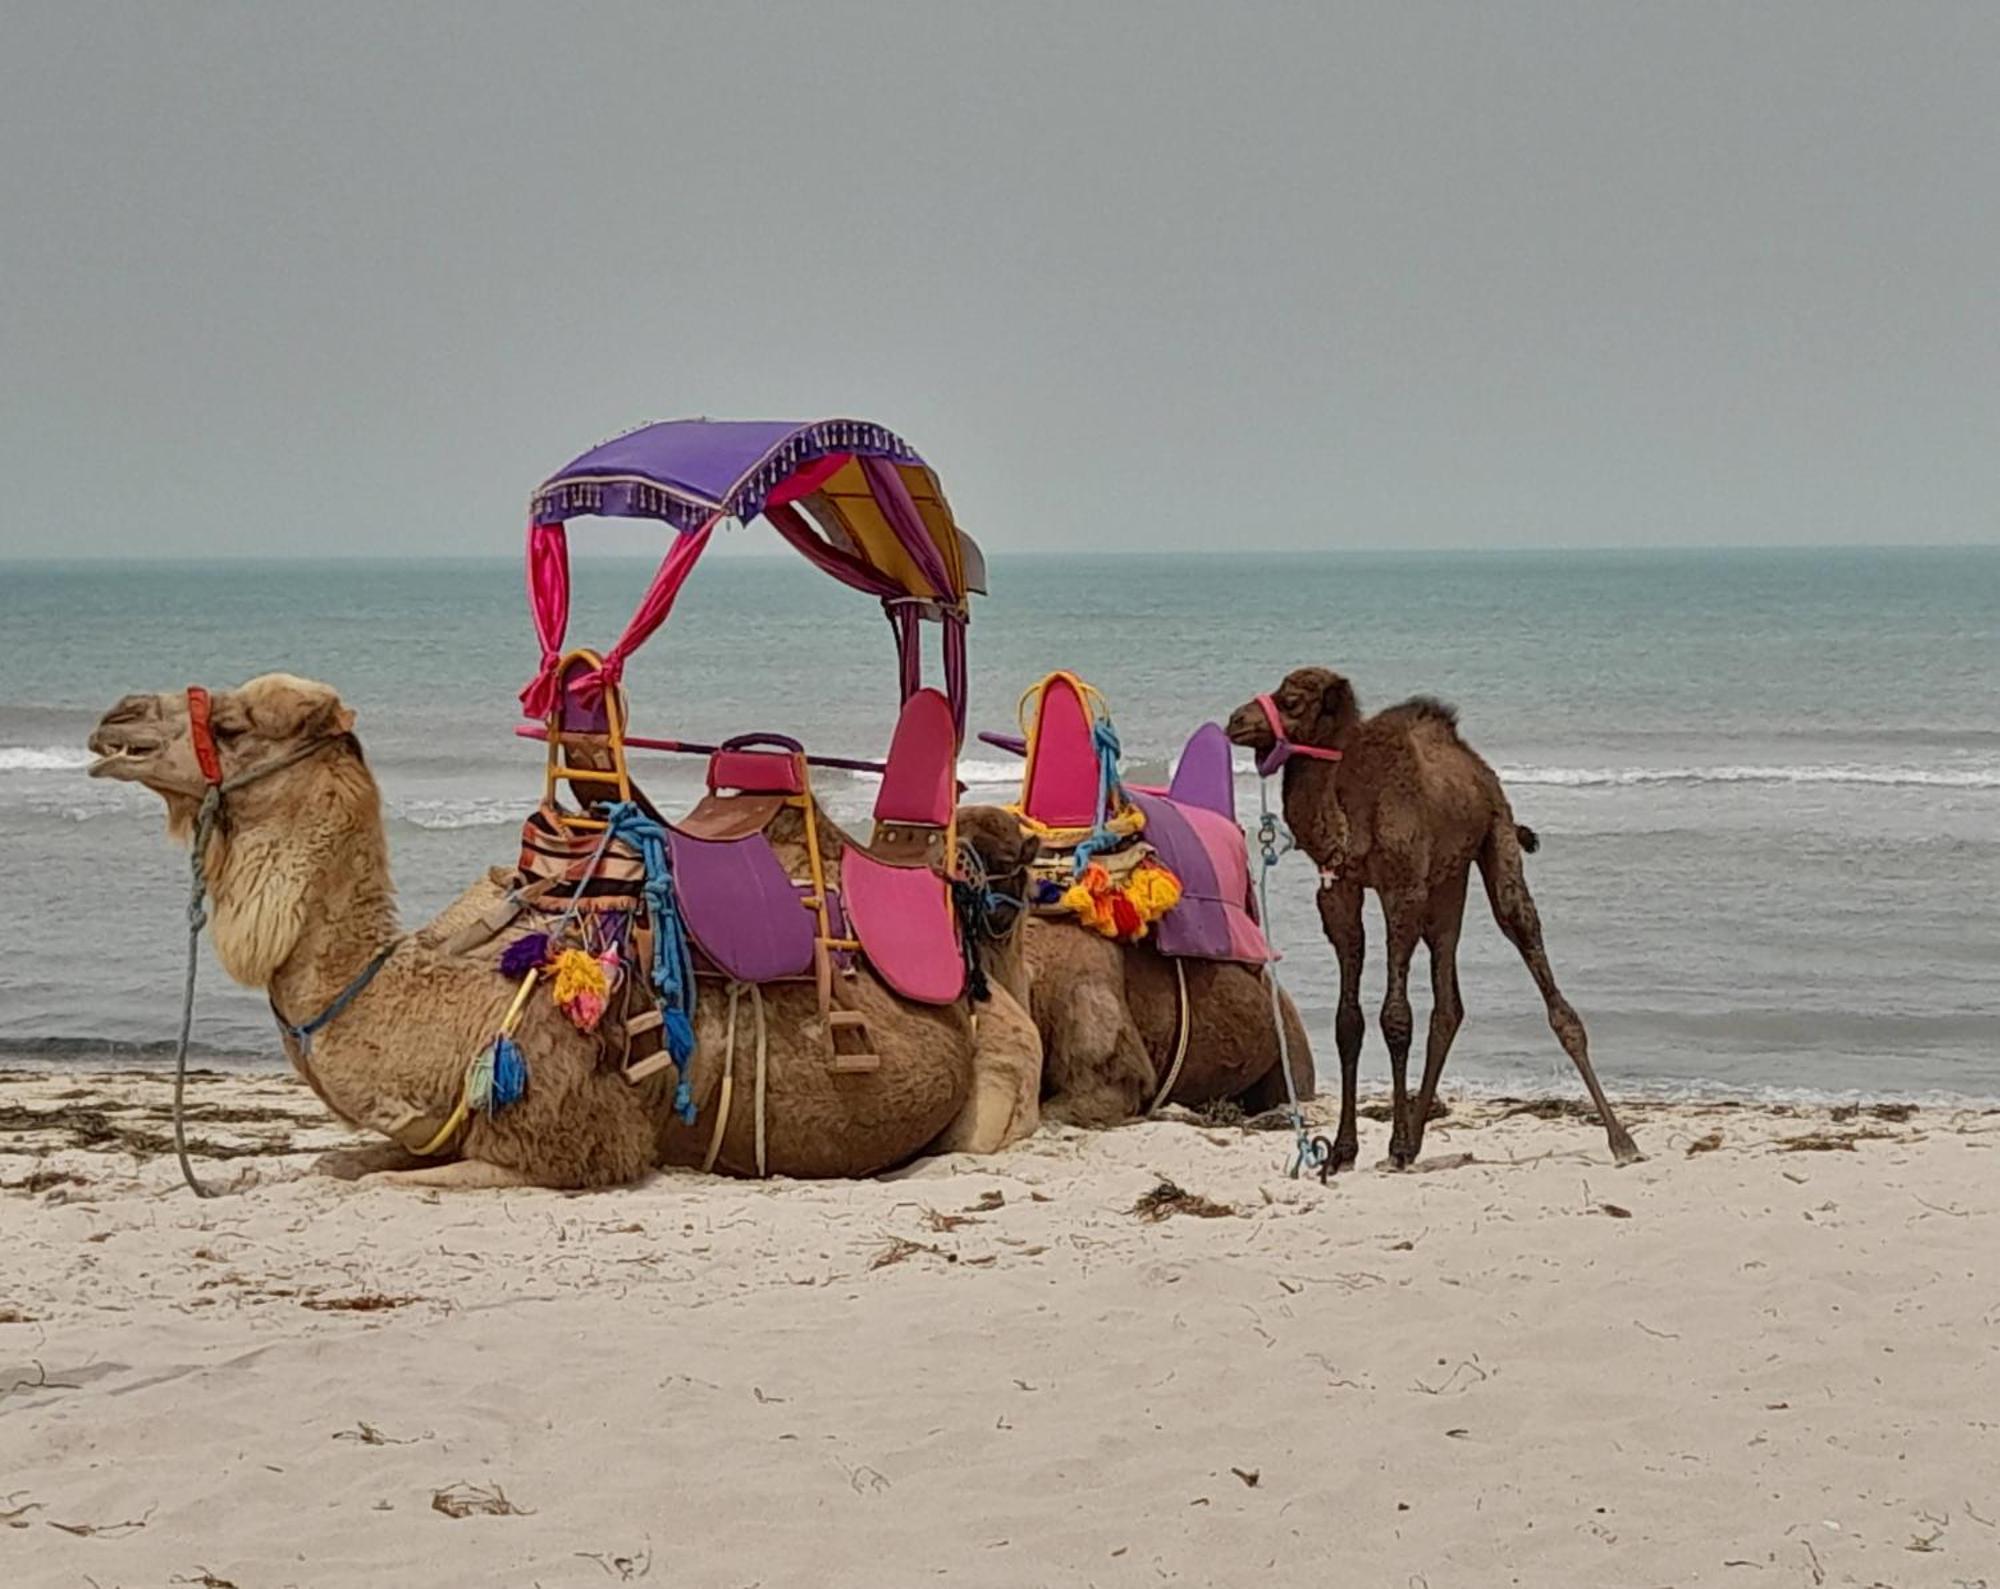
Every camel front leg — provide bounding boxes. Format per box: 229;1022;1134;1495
1315;882;1366;1173
362;1159;541;1191
935;986;1043;1154
1378;891;1425;1168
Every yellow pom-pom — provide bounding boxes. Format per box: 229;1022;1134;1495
550;946;609;1008
1127;861;1183;922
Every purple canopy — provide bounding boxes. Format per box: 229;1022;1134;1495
530;418;923;536
519;417;977;737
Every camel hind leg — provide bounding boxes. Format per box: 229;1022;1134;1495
1477;821;1642;1165
1405;868;1468;1162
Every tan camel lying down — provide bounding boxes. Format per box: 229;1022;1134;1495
88;674;1043;1190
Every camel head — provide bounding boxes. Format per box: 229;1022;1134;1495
1225;667;1360;759
88;674;358;833
953;804;1042;899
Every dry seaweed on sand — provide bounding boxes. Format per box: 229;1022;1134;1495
1831;1101;1917;1124
1495;1097;1598;1123
1131;1178;1235;1222
1777;1129;1901;1153
1685;1131;1725;1157
1359;1097;1452;1124
870;1236;953;1269
431;1482;531;1519
301;1294;426;1313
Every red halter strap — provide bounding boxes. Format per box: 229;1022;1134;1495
1254;693;1342;775
186;686;225;788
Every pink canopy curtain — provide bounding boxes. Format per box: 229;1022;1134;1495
518;522;572;718
858;456;956;599
888;601;923;701
764;502;906;600
574;520;718;706
943;611;968;741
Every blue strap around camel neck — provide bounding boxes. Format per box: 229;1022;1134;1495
275;941;399;1060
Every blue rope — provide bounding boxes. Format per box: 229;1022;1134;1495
1255;778;1332;1182
1070;716;1129;876
604;801;700;1124
276;941;399;1061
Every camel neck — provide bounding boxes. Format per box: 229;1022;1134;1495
205;751;401;1025
1279;757;1346;871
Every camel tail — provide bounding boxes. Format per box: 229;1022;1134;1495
1516;824;1540;855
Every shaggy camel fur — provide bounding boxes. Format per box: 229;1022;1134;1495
88;675;1043;1189
1020;922;1315;1126
1226;667;1639;1171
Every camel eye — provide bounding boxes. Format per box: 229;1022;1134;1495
212;710;249;741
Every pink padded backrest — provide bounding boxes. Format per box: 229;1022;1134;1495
707;749;803;796
558;655;611;734
875;688;957;828
1020;673;1100;830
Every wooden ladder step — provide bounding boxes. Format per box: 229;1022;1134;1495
826;1009;880;1072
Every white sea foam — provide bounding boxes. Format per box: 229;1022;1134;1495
393;797;524;831
1494;762;2000;791
0;745;95;772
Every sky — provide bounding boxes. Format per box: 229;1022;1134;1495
1;2;1994;559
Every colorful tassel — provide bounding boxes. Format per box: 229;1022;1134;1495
489;1034;528;1109
499;932;550;981
549;946;611;1031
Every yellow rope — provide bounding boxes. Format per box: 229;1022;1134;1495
412;970;541;1158
702;984;741;1173
1147;959;1194;1116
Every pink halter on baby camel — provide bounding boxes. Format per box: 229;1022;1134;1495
1252;693;1344;778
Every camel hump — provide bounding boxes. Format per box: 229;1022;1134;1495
1383;694;1461;733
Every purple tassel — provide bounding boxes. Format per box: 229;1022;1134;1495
499;932;551;981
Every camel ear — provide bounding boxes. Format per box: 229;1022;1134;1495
303;698;356;739
1320;674;1355;726
1014;829;1042;874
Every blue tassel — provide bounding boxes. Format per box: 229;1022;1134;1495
490;1034;528;1111
603;801;703;1126
665;1007;698;1124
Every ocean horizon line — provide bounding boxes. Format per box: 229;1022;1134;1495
6;541;1996;569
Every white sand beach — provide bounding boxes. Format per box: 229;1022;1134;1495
3;1070;1997;1589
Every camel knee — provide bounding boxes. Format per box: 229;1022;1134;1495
1546;995;1589;1052
1379;994;1413;1055
1334;1001;1365;1059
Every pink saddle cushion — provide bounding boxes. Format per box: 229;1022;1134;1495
839;848;965;1005
708;748;803;796
1020;674;1100;830
875;687;957;828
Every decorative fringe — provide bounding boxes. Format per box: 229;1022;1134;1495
499;932;550;981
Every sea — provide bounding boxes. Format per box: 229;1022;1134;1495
3;548;1995;1102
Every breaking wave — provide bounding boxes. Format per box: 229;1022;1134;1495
0;745;95;772
1496;762;2000;791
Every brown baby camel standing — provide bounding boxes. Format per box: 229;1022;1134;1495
1226;667;1640;1172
